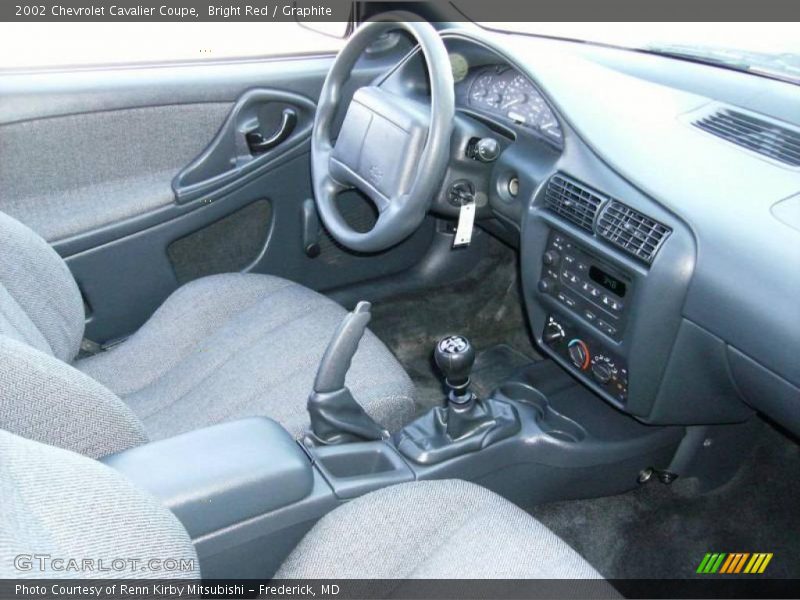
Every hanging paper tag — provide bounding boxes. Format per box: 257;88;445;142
453;201;476;247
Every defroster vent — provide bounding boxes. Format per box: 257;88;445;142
597;201;670;263
544;174;605;232
694;108;800;168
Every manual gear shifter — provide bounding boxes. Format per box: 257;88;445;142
394;335;520;463
434;335;476;404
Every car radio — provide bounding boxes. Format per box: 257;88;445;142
537;231;631;340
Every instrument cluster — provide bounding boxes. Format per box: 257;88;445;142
467;65;563;146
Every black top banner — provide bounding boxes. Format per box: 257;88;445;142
2;0;799;22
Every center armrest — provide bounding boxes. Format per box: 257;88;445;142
101;417;314;538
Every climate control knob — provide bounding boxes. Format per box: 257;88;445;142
543;321;565;345
567;339;590;370
590;355;617;385
591;362;613;384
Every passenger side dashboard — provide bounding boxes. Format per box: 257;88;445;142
382;28;799;434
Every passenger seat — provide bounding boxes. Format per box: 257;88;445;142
0;428;611;585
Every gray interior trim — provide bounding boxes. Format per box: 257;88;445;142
102;418;314;539
0;103;231;241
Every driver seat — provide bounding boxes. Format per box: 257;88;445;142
0;210;416;458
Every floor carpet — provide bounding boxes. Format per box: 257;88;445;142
369;235;539;413
530;419;800;579
369;231;799;582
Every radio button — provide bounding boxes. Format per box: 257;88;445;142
538;278;557;294
601;295;624;311
581;282;600;298
543;250;560;266
596;320;617;337
562;270;579;284
557;292;576;308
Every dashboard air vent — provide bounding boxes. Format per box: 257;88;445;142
544;174;605;232
693;108;800;167
597;201;671;263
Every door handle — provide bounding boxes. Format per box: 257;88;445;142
245;108;298;155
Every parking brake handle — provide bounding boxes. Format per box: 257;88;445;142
306;301;387;445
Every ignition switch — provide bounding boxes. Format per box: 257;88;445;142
447;179;476;207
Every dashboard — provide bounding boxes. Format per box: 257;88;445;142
383;30;800;437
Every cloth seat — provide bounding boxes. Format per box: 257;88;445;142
0;428;607;586
277;478;606;579
76;273;416;442
0;210;415;457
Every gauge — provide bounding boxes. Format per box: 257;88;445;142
502;75;531;116
469;68;563;147
469;72;494;106
449;53;469;83
486;74;509;109
469;68;508;110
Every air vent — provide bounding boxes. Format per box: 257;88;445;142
544;174;605;232
597;201;671;263
694;108;800;167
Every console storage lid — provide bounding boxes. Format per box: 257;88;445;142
101;417;314;538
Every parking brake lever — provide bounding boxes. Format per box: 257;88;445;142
306;301;387;445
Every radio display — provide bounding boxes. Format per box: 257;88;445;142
589;266;626;297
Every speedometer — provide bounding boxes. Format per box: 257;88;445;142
503;75;533;118
469;67;563;147
469;70;506;110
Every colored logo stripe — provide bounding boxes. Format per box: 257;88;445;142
745;553;774;574
697;553;726;573
719;553;749;573
698;552;773;574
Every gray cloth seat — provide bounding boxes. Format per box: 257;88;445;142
0;428;605;584
0;210;415;457
75;273;416;442
277;478;606;579
0;429;200;580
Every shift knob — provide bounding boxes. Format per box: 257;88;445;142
434;335;475;394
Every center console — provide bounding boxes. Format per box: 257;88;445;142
99;297;689;582
537;231;630;406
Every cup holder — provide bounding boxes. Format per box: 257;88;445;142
497;383;587;443
317;447;397;479
309;441;415;499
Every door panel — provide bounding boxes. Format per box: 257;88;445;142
0;102;231;241
68;154;434;342
172;88;317;204
0;41;432;343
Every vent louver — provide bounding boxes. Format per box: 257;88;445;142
694;108;800;167
544;174;605;232
597;201;671;263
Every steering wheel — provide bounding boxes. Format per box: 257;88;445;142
311;15;455;253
